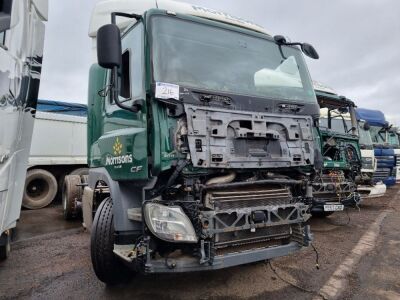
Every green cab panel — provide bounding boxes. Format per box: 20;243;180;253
87;64;148;181
94;128;148;180
319;130;361;171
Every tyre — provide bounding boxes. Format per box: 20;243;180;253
22;169;58;209
0;232;11;261
311;211;334;218
91;198;131;285
62;175;82;220
69;167;89;177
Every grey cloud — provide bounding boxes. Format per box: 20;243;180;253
39;0;400;125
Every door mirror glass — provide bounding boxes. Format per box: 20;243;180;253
97;24;122;69
301;43;319;59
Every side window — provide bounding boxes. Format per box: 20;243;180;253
110;22;144;106
119;50;131;99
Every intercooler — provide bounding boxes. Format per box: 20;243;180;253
200;186;309;250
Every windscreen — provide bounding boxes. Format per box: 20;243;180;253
319;108;350;134
358;122;373;148
151;15;316;103
388;132;400;147
370;126;386;145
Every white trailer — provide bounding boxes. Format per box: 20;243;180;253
22;102;88;210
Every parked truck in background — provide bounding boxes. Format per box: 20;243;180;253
0;0;48;259
356;108;396;187
312;84;361;217
387;127;400;183
356;117;386;197
63;0;321;284
22;100;88;210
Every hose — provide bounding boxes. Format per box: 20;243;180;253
205;171;236;185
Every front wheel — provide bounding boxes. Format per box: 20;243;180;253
90;198;131;285
0;232;11;261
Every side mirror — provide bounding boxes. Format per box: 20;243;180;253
97;24;121;69
363;122;370;131
301;43;319;59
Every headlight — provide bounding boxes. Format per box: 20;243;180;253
144;203;198;243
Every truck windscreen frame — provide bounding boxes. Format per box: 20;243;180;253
150;15;317;103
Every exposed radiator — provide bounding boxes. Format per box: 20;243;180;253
205;186;292;210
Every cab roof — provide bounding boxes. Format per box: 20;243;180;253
89;0;269;38
313;80;337;95
313;80;355;108
356;108;388;127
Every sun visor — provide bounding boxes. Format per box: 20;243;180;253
89;0;269;38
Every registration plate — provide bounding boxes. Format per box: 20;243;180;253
323;204;344;212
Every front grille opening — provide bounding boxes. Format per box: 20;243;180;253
239;120;252;130
215;239;288;256
293;155;302;162
211;154;223;162
216;213;246;227
277;207;296;221
214;225;291;249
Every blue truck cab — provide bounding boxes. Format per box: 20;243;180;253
356;108;396;187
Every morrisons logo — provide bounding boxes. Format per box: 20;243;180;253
105;137;133;166
105;154;133;166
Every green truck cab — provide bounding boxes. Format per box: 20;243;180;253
64;2;322;284
312;88;362;216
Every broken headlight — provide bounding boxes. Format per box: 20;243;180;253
144;203;198;243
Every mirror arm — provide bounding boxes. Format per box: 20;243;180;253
111;12;141;25
111;67;141;113
283;42;303;47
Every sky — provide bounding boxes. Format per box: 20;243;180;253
39;0;400;125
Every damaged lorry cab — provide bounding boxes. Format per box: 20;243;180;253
312;85;361;217
83;1;320;283
0;0;48;260
356;108;396;187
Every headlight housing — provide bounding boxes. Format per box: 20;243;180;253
144;203;198;243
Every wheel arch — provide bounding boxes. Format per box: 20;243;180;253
88;167;143;243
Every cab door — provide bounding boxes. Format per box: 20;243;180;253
99;21;148;181
0;0;47;243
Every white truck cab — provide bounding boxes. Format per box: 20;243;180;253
0;0;48;259
356;120;386;198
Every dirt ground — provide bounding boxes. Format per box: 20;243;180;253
0;188;399;300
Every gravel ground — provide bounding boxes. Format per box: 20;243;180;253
0;187;399;300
